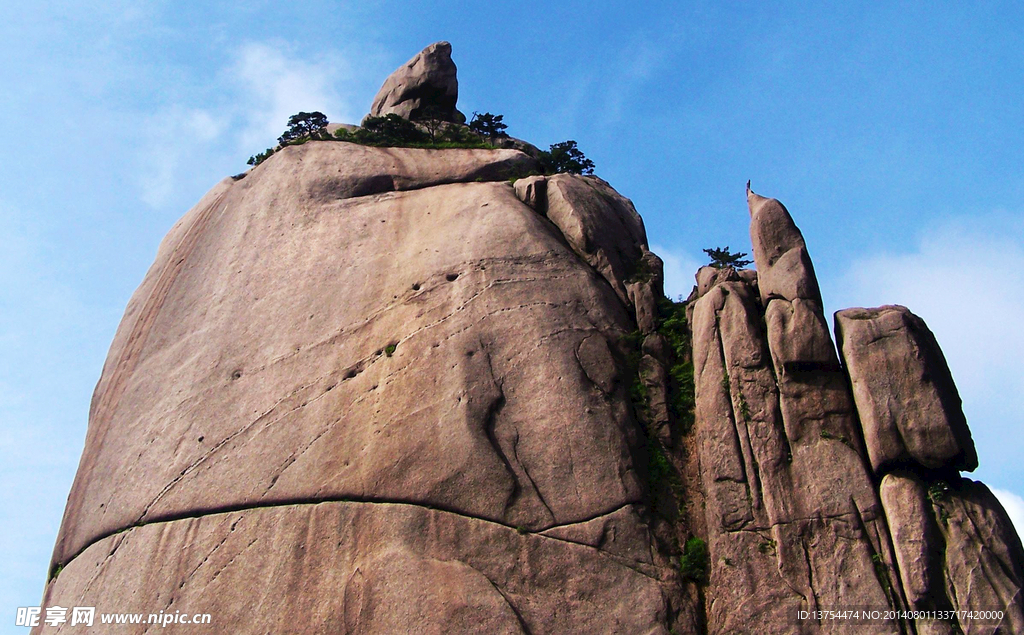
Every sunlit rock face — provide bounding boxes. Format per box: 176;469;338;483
683;188;1022;635
37;43;1022;635
368;41;464;123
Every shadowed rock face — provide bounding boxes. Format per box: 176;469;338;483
37;46;1024;634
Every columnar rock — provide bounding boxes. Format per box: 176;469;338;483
684;186;1022;635
835;305;977;474
878;473;956;635
690;267;905;634
368;41;465;123
746;182;821;306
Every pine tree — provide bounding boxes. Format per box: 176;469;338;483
703;246;753;269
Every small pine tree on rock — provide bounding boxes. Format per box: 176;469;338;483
278;111;329;144
539;140;595;175
468;112;509;139
703;246;753;269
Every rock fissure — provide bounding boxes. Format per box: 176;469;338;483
54;496;651;581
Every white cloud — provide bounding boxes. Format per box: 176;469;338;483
651;243;702;301
992;489;1024;539
832;213;1024;401
230;41;362;151
599;37;662;126
134;39;383;209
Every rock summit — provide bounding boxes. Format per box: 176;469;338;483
367;41;465;123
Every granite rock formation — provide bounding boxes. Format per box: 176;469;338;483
39;141;681;634
368;41;464;123
835;305;977;474
36;43;1023;634
679;188;1023;635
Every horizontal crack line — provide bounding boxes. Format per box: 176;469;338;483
56;496;648;576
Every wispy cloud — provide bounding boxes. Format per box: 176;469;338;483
833;212;1024;403
133;39;382;210
543;33;669;134
828;211;1024;500
598;36;663;126
138;107;227;208
230;41;363;151
0;198;103;611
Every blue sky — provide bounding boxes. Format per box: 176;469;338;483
2;0;1022;623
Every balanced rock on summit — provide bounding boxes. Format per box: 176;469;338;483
368;41;465;123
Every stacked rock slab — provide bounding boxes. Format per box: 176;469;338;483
837;306;1022;634
37;141;693;633
689;187;1023;635
835;305;977;474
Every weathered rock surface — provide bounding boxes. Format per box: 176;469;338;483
368;41;465;123
680;186;1023;634
514;174;648;306
40;135;689;633
881;472;1024;635
938;479;1024;634
38;502;670;634
52;142;561;567
746;184;822;305
691;275;901;634
695;265;740;297
37;47;1024;633
836;305;977;474
879;473;958;635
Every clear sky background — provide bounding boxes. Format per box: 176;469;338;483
2;0;1022;623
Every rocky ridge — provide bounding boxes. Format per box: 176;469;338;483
36;43;1023;634
678;187;1023;635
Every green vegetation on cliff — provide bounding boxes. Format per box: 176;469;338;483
247;112;597;176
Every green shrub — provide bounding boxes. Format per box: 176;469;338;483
468;112;509;139
871;552;893;596
648;437;671;489
927;481;951;504
333;114;490;150
361;114;429;145
656;297;695;432
247;147;275;167
679;537;709;583
538;140;595;175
